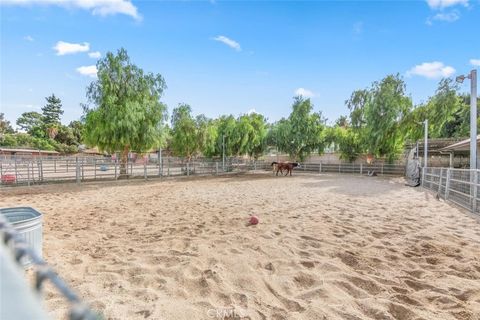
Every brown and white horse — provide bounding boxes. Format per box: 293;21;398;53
271;161;300;176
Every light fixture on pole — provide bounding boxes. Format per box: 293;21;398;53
456;69;478;169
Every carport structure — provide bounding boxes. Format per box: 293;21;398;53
439;135;480;168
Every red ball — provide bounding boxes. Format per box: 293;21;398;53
249;216;259;225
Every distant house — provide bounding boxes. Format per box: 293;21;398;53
81;147;106;156
0;147;59;158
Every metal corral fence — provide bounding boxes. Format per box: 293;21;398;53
0;213;98;319
0;157;265;187
0;157;406;187
293;162;405;175
422;167;480;215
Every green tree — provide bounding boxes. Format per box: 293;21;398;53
55;125;77;145
234;113;267;159
170;104;198;160
336;127;362;162
42;94;64;126
68;120;85;144
84;48;167;175
335;115;349;128
0;113;14;135
426;78;463;138
275;96;326;161
215;115;238;157
16;111;43;133
346;74;412;162
196;115;218;158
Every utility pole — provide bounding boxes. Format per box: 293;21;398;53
456;69;478;169
424;119;428;169
471;70;478;169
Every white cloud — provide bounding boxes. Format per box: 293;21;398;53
213;35;241;51
88;51;101;59
76;65;98;78
426;0;468;9
54;41;90;55
470;59;480;66
1;0;141;20
406;61;456;79
433;11;460;22
294;88;315;98
23;35;34;41
426;10;460;24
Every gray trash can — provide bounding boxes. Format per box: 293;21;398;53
0;207;43;267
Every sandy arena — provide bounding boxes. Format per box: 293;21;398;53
1;173;480;320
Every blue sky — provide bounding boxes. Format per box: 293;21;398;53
1;0;479;128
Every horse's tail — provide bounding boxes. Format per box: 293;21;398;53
271;161;278;166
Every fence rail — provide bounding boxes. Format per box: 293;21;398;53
0;157;406;187
422;167;480;215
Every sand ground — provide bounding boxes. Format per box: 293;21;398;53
1;173;480;320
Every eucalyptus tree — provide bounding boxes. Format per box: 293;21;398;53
83;48;167;175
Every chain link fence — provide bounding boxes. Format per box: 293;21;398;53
422;167;480;215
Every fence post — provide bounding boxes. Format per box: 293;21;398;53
94;159;97;180
438;168;443;196
216;162;218;175
27;162;30;186
14;158;18;185
187;162;190;177
39;158;43;182
76;157;80;184
381;163;384;175
158;153;162;177
167;158;170;176
338;163;341;173
114;159;118;180
445;168;451;200
144;159;147;180
54;159;56;173
31;162;35;183
360;163;363;175
254;161;257;171
421;167;425;188
473;170;478;213
81;158;84;181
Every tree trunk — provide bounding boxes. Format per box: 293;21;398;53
120;145;129;177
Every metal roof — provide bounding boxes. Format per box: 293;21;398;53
438;135;480;152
